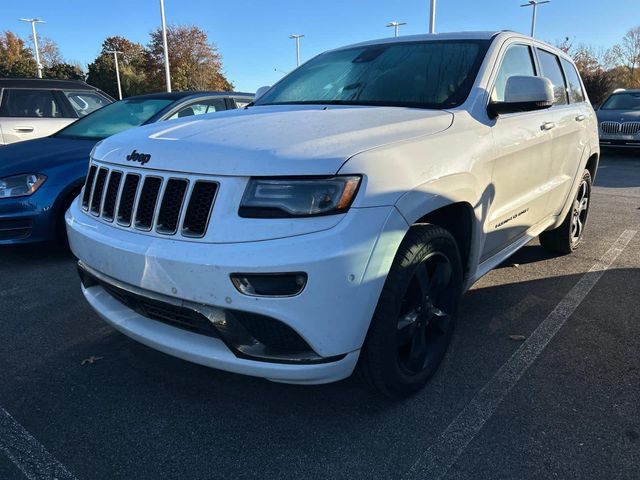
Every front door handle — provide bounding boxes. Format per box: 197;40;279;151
575;114;585;122
541;121;556;131
14;126;34;133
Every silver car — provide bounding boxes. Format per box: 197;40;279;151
596;89;640;148
0;78;113;146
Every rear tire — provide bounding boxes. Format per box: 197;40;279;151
539;169;592;254
359;224;463;398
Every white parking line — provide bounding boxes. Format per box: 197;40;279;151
405;229;637;480
0;406;77;480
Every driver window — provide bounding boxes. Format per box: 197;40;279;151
492;45;536;102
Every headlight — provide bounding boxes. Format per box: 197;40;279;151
239;176;361;218
0;174;47;199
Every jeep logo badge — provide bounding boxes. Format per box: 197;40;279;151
126;150;151;165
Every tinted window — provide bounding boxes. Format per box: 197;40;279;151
537;49;568;105
560;59;585;103
54;98;173;140
168;98;227;120
255;40;490;109
600;92;640;110
0;89;64;118
64;91;110;117
492;44;536;102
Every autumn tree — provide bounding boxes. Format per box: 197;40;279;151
609;26;640;88
0;31;37;77
146;25;233;92
87;36;149;98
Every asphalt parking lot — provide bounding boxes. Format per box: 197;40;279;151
1;151;638;480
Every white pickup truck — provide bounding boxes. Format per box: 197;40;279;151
67;31;599;398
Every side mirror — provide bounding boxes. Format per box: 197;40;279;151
488;76;554;118
255;86;271;101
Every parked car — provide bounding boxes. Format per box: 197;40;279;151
0;91;253;244
67;32;598;398
596;89;640;148
0;78;113;145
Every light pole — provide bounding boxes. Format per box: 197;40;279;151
289;34;304;67
106;50;123;100
19;18;45;78
429;0;436;34
520;0;550;37
386;21;407;38
159;0;171;92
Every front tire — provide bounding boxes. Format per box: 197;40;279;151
539;169;592;254
359;225;463;398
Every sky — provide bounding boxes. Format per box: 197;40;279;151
2;0;639;92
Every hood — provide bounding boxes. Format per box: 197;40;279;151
596;109;640;122
0;136;96;177
93;105;453;176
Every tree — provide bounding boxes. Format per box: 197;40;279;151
44;62;85;80
39;36;63;68
87;36;149;98
0;31;37;77
146;25;233;92
609;27;640;88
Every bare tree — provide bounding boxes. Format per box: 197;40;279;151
610;26;640;88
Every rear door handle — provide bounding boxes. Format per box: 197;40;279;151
14;126;34;133
575;114;585;122
541;121;556;131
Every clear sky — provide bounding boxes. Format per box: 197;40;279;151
2;0;638;92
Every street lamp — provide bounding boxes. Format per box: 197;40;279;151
429;0;436;34
289;34;304;67
520;0;550;37
19;18;45;78
386;21;407;38
159;0;171;92
106;50;123;100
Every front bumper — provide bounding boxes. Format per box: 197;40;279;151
0;185;60;244
599;135;640;148
66;200;408;384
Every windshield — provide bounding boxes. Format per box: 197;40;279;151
601;92;640;110
54;98;174;140
255;40;490;109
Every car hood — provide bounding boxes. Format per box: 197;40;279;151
92;105;454;176
0;136;96;177
596;109;640;122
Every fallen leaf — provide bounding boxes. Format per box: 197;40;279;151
509;335;526;341
81;356;104;365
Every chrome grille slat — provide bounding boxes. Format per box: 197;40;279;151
83;162;218;239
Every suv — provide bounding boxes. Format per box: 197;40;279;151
0;78;112;145
67;32;599;398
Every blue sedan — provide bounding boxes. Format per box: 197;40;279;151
0;91;253;244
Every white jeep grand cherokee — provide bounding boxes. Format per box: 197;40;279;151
67;31;599;397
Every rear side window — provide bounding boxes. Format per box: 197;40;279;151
63;91;110;117
560;59;585;103
168;98;227;120
536;49;568;105
492;44;536;102
0;89;64;118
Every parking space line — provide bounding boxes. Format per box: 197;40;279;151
0;406;77;480
404;229;637;480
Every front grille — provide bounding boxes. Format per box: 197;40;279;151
600;121;640;135
81;163;217;238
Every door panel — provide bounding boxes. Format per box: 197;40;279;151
0;117;73;144
483;110;554;259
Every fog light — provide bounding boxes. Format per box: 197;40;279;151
230;273;307;297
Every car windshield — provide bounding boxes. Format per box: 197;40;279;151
54;98;174;140
255;40;490;109
600;92;640;110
